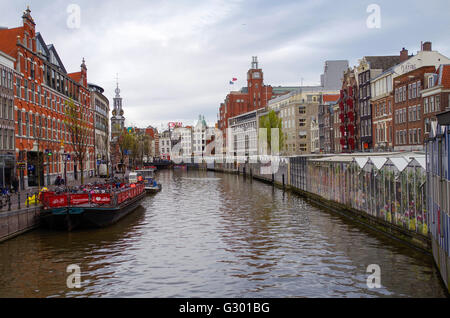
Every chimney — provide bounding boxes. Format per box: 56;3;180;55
422;41;432;51
400;48;409;62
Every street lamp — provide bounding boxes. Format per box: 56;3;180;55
62;153;71;186
44;149;52;186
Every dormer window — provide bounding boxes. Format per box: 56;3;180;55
428;76;434;88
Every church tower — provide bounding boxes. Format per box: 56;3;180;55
111;77;125;135
247;56;270;112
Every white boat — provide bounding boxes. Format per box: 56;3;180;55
135;169;162;193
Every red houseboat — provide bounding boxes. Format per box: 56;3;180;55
40;183;146;231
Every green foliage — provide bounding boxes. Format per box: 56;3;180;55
118;131;136;157
117;129;152;166
259;110;285;153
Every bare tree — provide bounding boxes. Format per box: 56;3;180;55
64;99;92;185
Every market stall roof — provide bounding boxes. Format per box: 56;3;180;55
369;157;388;170
384;157;410;172
354;157;369;168
416;157;426;170
407;157;426;170
313;156;355;163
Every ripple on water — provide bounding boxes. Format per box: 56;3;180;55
0;169;447;298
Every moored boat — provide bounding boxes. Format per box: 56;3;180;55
134;169;162;194
40;183;146;231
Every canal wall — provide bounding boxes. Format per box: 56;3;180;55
0;207;41;243
208;154;432;252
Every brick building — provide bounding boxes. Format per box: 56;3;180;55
422;64;450;139
393;65;436;151
218;57;299;152
0;50;16;189
0;7;94;188
145;126;159;160
356;56;401;151
371;42;450;152
318;94;340;153
336;68;358;153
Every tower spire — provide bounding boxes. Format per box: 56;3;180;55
251;56;258;69
115;73;120;97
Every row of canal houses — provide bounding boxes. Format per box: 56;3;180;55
0;7;111;190
332;41;450;154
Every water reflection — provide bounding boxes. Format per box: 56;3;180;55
0;169;447;297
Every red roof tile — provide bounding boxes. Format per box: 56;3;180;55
68;72;82;83
323;94;340;103
439;65;450;89
0;27;23;57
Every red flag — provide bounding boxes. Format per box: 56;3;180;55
232;78;237;81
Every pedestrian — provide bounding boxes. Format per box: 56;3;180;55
55;175;61;186
12;177;19;193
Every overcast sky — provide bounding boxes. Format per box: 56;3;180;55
1;0;449;130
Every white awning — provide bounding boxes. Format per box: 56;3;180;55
354;157;369;168
389;157;410;172
370;157;388;170
407;157;426;170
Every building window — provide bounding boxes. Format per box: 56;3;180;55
37;85;41;105
17;110;22;136
3;129;6;150
425;118;430;134
9;131;13;150
25;113;30;137
24;79;28;101
38;116;42;138
16;78;21;98
428;76;434;88
30;82;34;103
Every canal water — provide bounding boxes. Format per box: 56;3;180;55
0;169;447;297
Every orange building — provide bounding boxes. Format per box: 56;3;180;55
0;7;94;189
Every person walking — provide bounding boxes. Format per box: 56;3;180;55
12;176;19;193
